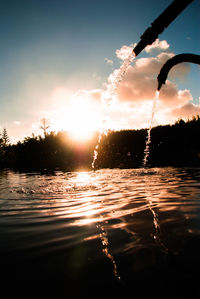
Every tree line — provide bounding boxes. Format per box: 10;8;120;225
1;116;200;171
0;130;98;171
95;116;200;169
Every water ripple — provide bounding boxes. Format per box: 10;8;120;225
1;168;200;296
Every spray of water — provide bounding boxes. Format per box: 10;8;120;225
91;125;107;169
106;51;136;103
143;90;160;168
92;51;136;169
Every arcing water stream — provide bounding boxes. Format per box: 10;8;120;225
143;90;160;168
105;51;136;104
92;50;136;169
92;47;159;170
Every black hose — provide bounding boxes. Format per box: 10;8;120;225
133;0;194;56
157;53;200;91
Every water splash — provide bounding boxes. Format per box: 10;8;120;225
105;51;136;104
143;90;160;168
92;50;136;169
92;125;107;169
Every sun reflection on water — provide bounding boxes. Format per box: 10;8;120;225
2;168;200;295
71;172;94;187
9;168;200;284
70;171;121;280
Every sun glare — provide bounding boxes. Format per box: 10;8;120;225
53;90;102;141
67;101;97;141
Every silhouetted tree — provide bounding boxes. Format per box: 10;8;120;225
0;133;2;147
2;128;10;147
40;118;50;138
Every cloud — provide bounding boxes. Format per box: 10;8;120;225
118;43;190;103
159;85;192;108
145;39;170;53
13;121;21;126
170;102;200;119
115;51;175;103
67;88;102;104
102;39;195;129
116;44;136;60
135;52;174;75
88;89;103;102
65;39;193;132
105;58;113;65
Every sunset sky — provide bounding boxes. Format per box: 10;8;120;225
0;0;199;143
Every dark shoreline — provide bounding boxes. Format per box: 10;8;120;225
1;116;200;172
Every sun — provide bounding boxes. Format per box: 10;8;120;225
67;106;96;141
53;91;102;141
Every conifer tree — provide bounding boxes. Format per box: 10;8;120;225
0;132;2;147
2;127;10;146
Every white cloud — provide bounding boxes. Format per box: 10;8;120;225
115;49;189;104
103;39;195;129
145;39;170;53
170;102;200;119
105;58;113;65
13;121;21;126
116;44;136;60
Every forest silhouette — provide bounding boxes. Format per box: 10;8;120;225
1;116;200;171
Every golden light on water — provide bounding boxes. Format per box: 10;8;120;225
2;168;200;296
72;172;94;187
71;171;121;280
68;172;100;225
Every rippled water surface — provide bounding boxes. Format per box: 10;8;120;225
1;167;200;298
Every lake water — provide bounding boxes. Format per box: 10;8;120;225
1;167;200;298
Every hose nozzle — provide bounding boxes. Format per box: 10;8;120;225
133;0;193;57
